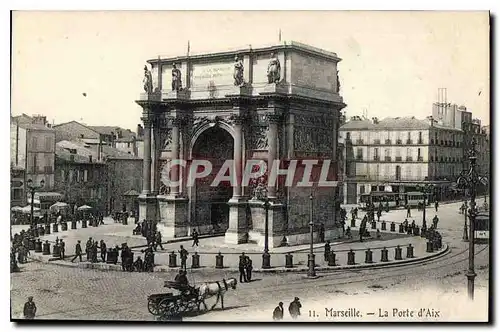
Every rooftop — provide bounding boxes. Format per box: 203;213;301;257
340;116;462;131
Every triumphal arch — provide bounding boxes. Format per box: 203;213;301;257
136;41;346;247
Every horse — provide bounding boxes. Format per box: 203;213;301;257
197;277;237;311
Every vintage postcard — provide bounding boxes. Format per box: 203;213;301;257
9;10;490;323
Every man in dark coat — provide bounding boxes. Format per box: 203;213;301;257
324;241;331;261
179;245;188;271
23;296;37;319
85;237;93;261
273;302;284;321
99;240;107;262
433;215;439;229
406;205;412;218
133;256;144;272
71;240;83;262
192;229;199;247
239;252;248;283
155;231;164;251
435;201;439;212
245;257;253;282
59;239;65;259
288;297;302;319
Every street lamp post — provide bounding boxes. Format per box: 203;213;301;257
457;138;488;301
262;196;271;269
416;183;434;233
307;191;316;278
26;179;45;227
463;194;469;242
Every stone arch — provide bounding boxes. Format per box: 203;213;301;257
189;121;236;159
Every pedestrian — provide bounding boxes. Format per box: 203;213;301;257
91;241;99;263
99;239;107;262
435;201;439;212
155;231;164;251
86;237;93;261
245;257;253;282
72;240;83;262
133;256;144;272
239;252;248;283
377;210;381;222
273;302;284;321
319;223;325;242
179;245;188;271
433;215;439;229
406;205;412;218
23;296;37;319
59;239;65;259
192;229;199;247
121;244;129;271
376;229;381;239
345;226;352;239
288;297;302;319
324;241;331;261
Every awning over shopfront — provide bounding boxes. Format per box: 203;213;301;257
34;192;63;202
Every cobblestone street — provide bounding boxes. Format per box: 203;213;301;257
10;200;490;321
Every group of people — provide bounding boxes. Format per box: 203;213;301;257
238;253;253;283
133;219;165;251
272;297;302;321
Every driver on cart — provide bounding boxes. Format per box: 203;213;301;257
173;270;195;298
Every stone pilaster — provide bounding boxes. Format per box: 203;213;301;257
266;113;281;199
247;200;286;248
138;109;158;222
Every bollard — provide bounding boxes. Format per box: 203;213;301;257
35;239;42;252
33;228;39;238
381;247;389;262
390;222;396;232
347;250;355;265
215;252;224;269
192;253;200;269
53;223;59;233
365;248;373;264
406;244;414;258
371;221;376;230
61;222;67;231
45;224;51;235
394;245;402;260
426;241;434;253
106;249;114;264
52;244;60;258
413;226;420;236
168;251;177;268
285;253;293;268
28;238;36;250
407;227;413;235
39;226;45;236
327;251;336;266
42;241;51;255
71;220;77;229
82;220;87;228
381;221;387;231
350;218;356;228
398;224;404;233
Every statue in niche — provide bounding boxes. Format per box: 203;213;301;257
233;55;244;86
143;65;153;94
267;52;281;84
336;69;341;93
171;63;182;91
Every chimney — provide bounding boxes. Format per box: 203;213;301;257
371;117;379;124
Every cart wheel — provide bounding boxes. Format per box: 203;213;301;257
159;299;178;318
147;298;160;315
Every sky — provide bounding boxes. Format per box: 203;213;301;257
11;11;490;131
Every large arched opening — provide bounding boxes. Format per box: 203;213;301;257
191;126;234;233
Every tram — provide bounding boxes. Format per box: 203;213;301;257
359;192;404;210
474;213;489;244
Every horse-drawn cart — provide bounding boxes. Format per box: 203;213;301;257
147;281;200;319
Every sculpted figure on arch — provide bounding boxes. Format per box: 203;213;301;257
267;52;281;84
143;65;153;94
233;55;244;86
172;63;182;91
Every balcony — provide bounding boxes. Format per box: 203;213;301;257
374;139;381;145
406;157;413;161
417;140;423;144
385;139;392;145
384;156;392;162
355;139;364;145
395;156;402;161
373;156;380;161
396;139;402;145
417;156;424;162
406;139;413;144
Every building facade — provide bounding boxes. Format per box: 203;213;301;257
10;115;56;192
106;157;143;215
136;41;345;247
339;116;463;204
54;141;108;214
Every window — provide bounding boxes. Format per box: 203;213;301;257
374;148;379;161
33;154;38;173
417;148;422;161
418;132;423;144
346;132;351;140
406;148;412;161
61;170;65;181
127;142;131;148
359;185;365;195
356;148;363;160
44;166;52;173
84;170;88;182
44;137;52;151
395;165;401;181
406;132;412;144
395;148;402;161
384;148;391;161
68;170;73;183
